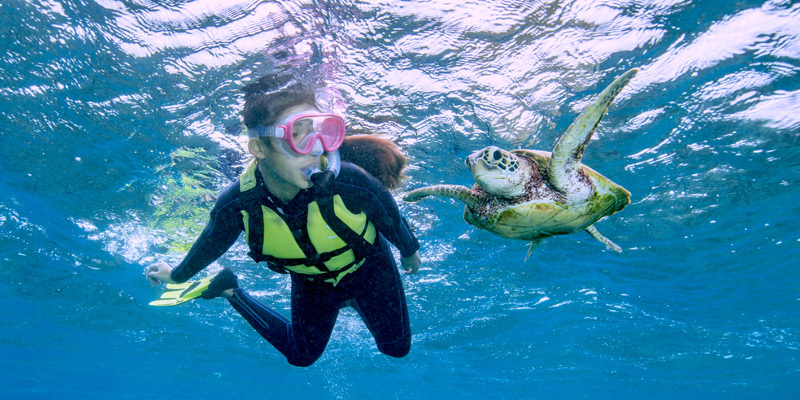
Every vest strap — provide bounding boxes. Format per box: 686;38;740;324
315;193;372;261
301;258;365;284
259;245;350;268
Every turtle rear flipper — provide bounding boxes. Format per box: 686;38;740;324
585;225;622;252
549;68;638;203
524;239;544;261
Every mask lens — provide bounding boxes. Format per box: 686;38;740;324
319;117;344;147
289;115;344;154
290;118;314;143
291;117;320;152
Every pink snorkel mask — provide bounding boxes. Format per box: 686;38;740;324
247;112;345;179
247;113;345;155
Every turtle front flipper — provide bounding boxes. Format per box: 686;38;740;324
549;68;638;203
585;225;622;252
403;185;482;209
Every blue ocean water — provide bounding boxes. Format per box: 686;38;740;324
1;0;798;398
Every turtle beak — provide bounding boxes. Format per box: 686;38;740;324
466;149;484;167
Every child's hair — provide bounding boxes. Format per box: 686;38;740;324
240;73;319;129
339;134;407;190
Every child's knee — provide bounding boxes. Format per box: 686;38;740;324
379;335;411;358
287;353;322;367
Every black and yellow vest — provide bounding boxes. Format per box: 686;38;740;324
239;160;377;286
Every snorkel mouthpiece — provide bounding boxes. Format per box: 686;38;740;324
307;150;340;196
304;149;341;181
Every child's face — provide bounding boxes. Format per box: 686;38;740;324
260;103;324;192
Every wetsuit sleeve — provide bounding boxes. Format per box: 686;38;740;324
336;164;420;258
170;181;244;283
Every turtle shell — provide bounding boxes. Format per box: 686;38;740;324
462;149;630;241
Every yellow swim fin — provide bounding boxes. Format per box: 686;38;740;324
149;276;214;307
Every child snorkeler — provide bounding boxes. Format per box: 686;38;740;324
145;73;421;367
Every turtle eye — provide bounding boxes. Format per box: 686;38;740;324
493;150;502;161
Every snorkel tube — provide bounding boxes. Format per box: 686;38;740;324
306;150;341;194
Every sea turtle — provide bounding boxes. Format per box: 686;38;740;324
403;68;638;258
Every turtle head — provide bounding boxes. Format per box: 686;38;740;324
467;146;526;198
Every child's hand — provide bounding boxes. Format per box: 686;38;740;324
144;262;176;286
401;251;420;274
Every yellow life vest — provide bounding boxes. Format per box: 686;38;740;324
239;160;377;285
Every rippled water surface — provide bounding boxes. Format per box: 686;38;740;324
1;0;799;398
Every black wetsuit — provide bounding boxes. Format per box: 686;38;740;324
170;162;420;366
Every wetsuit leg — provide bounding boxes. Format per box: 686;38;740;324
346;238;411;358
227;275;343;367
